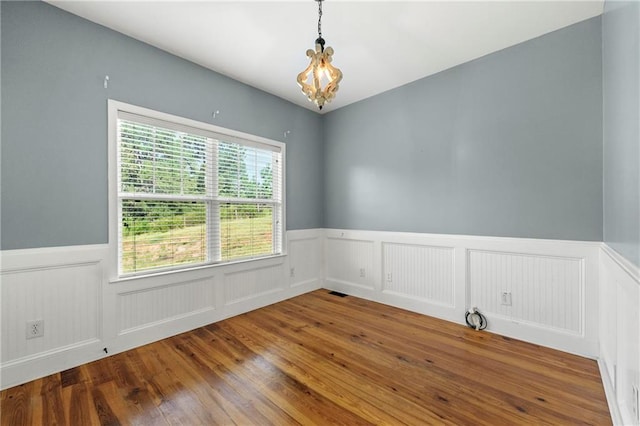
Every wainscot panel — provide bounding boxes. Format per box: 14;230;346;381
324;229;600;358
382;242;455;307
118;276;216;334
468;250;583;334
0;245;108;389
224;261;285;304
599;245;640;426
326;236;375;289
0;229;323;390
288;235;323;288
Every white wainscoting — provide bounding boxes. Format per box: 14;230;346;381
0;245;108;390
382;242;455;307
118;276;217;334
0;229;323;390
324;229;600;358
326;237;375;289
3;226;634;426
224;262;285;304
288;236;323;288
468;250;583;335
599;245;640;426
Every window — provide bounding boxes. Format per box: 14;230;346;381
109;101;284;277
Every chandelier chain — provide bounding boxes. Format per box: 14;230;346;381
317;0;323;38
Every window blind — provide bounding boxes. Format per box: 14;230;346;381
116;112;283;276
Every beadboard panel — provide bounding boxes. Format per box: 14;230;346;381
382;242;455;307
599;245;640;426
0;229;323;390
326;237;375;289
0;245;108;389
118;277;216;334
468;250;583;334
288;236;322;287
0;246;106;364
324;228;599;358
224;262;285;304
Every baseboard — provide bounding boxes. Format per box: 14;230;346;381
325;278;460;324
1;339;106;390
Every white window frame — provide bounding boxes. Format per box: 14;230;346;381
108;100;286;280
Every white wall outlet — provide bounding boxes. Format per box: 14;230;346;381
289;267;295;278
359;268;366;278
386;273;392;282
500;292;512;306
26;319;44;339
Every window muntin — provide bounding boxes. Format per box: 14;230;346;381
113;103;284;277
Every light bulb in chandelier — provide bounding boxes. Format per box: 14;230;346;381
317;60;334;84
297;0;342;110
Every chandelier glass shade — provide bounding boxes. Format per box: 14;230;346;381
297;0;342;110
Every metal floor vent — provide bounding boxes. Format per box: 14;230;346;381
328;291;348;297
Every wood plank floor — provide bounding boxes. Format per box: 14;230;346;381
1;290;611;425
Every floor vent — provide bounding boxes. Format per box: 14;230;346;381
328;291;348;297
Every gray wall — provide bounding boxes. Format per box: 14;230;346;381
323;17;603;241
1;2;323;249
1;2;324;250
2;3;614;251
603;1;640;267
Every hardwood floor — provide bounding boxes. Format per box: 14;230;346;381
1;290;611;425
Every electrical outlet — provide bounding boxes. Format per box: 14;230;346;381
386;273;392;282
290;267;295;278
500;292;512;306
26;320;44;339
359;268;366;278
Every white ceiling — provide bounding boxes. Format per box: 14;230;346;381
47;1;604;114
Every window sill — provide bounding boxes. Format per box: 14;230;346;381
109;253;287;285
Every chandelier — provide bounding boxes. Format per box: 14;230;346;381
297;0;342;110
